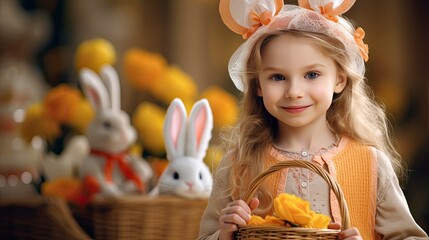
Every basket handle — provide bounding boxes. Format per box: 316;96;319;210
243;160;351;230
45;197;92;239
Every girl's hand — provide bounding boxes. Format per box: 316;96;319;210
339;227;362;240
218;198;259;240
328;223;362;240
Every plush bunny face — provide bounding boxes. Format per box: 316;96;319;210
87;110;136;153
159;156;212;199
158;98;214;199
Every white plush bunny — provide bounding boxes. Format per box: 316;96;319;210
42;135;89;181
150;98;213;199
79;65;153;198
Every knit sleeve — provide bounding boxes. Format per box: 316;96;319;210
374;149;428;239
198;155;233;240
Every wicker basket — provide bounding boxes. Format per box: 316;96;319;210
235;160;351;240
0;196;91;240
72;195;208;240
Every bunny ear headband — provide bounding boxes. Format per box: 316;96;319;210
219;0;369;92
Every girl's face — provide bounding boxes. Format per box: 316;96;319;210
257;34;347;131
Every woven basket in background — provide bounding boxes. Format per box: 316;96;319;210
72;195;208;240
0;196;90;240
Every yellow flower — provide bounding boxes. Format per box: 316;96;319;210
204;145;224;172
307;211;331;229
150;65;197;105
68;98;94;133
199;86;239;129
273;193;331;229
132;102;165;155
264;215;285;226
129;143;143;156
247;215;265;226
123;48;167;91
247;215;284;226
20;103;61;142
274;193;312;226
43;84;81;124
75;38;116;72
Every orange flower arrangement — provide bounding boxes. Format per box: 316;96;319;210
123;47;239;157
20;84;94;152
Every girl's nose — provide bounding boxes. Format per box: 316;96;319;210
285;79;303;99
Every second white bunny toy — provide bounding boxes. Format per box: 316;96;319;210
79;65;153;198
150;98;213;199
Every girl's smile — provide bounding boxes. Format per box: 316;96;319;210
282;105;312;114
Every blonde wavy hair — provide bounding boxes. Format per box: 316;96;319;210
220;28;404;212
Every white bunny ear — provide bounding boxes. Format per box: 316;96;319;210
100;65;121;111
186;99;213;160
163;98;187;161
79;68;110;112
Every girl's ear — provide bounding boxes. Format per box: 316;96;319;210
334;73;347;93
257;87;263;97
256;80;263;97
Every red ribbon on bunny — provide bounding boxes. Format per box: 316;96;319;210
90;149;145;192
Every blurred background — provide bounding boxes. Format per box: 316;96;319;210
0;0;428;232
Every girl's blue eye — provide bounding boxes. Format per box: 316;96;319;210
271;74;285;81
305;72;319;79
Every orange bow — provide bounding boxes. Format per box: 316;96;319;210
354;27;369;62
318;2;338;22
90;149;144;192
243;10;273;39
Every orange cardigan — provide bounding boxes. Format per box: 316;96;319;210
269;137;378;239
332;139;378;240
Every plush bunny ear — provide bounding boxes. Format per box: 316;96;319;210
79;68;110;112
100;65;121;111
186;99;213;160
163;98;187;161
298;0;355;16
219;0;283;39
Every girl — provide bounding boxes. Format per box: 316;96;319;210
199;0;428;239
